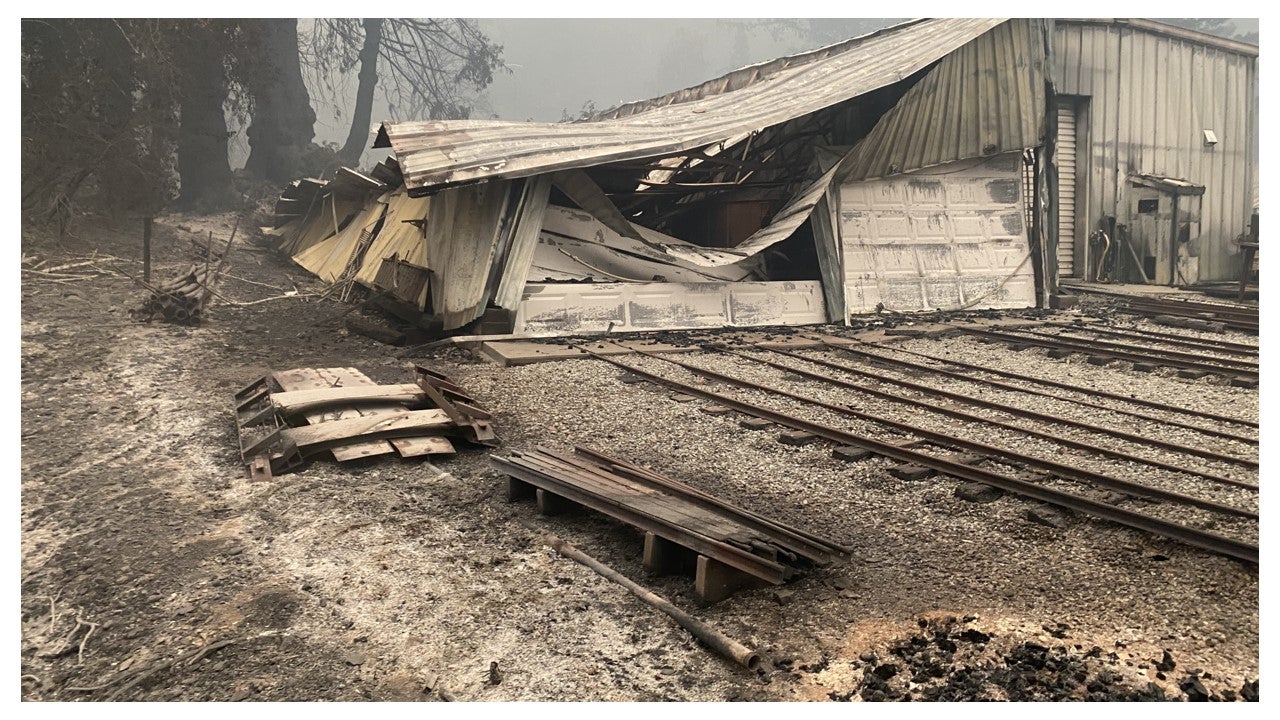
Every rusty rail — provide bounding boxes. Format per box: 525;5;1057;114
825;335;1257;429
807;338;1255;445
957;327;1258;382
1044;322;1259;358
575;346;1257;565
774;346;1257;465
1003;327;1257;371
721;347;1256;497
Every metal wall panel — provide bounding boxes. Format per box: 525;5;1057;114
1054;21;1257;281
515;281;827;336
841;19;1047;183
839;153;1036;316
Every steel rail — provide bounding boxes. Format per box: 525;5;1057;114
1006;327;1258;370
1114;300;1258;331
808;339;1256;445
1120;296;1258;319
1043;322;1259;357
957;327;1259;381
756;346;1257;469
726;347;1257;494
577;346;1257;564
825;335;1258;429
731;350;1257;515
1071;287;1259;321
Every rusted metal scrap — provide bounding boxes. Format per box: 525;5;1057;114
235;365;497;480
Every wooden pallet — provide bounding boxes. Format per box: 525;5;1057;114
273;367;457;462
492;446;848;605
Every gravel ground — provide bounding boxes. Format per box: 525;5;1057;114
21;213;1259;701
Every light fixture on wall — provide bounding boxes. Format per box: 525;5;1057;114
1203;129;1219;146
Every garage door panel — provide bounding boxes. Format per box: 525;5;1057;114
840;153;1037;315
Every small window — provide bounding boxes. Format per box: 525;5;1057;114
1138;199;1159;214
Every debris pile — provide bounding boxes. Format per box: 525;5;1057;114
235;363;496;480
137;218;239;325
829;616;1259;702
136;264;216;324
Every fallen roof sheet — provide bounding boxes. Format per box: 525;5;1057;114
375;18;1008;193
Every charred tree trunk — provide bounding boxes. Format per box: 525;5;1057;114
244;19;316;183
339;18;383;167
176;27;237;211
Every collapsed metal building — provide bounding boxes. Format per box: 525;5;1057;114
267;18;1068;337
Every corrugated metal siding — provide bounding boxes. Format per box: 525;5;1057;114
1054;21;1257;281
423;180;514;330
376;19;1008;193
1056;104;1077;276
353;189;431;288
841;18;1047;183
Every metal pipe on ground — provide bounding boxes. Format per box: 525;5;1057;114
523;523;760;670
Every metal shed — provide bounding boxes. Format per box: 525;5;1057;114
1052;19;1258;284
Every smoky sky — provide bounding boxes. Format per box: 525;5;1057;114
235;18;1256;169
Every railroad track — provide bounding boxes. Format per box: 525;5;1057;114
808;336;1256;445
576;344;1258;565
1042;322;1259;358
746;346;1256;475
812;335;1256;429
1069;288;1259;332
957;327;1259;385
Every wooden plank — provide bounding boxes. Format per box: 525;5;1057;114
275;367;399;461
390;436;456;457
322;368;411;460
270;384;425;413
284;410;451;450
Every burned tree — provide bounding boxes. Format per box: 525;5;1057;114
242;19;318;183
302;18;504;166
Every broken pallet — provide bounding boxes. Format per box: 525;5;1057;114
492;446;848;605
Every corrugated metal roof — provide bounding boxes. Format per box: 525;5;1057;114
375;18;1008;194
840;19;1047;183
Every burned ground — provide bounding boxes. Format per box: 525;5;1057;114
21;212;1258;701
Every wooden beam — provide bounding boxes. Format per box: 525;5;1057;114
283;409;452;452
270;384;426;414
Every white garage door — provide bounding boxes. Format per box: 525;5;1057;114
839;153;1037;316
1056;103;1077;277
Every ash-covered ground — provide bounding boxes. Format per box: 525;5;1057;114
21;212;1258;701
